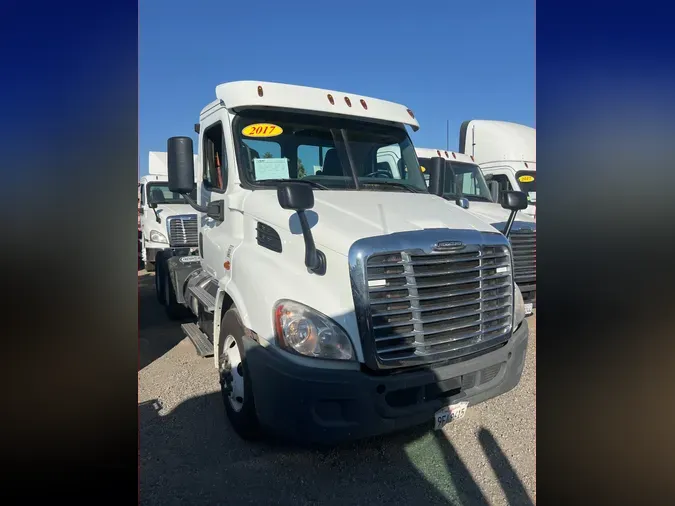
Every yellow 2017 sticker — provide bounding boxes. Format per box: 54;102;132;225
242;123;283;138
420;166;426;173
519;175;534;183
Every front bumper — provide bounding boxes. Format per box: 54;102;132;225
144;245;197;263
246;319;529;444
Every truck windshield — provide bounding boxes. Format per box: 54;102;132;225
418;159;493;202
516;170;536;205
146;183;196;204
233;110;428;193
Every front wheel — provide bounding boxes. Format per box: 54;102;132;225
219;308;261;440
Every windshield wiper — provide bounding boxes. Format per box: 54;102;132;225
361;181;424;193
464;195;492;202
258;179;329;190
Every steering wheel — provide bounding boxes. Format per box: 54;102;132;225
364;169;392;178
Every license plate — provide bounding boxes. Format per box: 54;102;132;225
524;303;533;315
434;401;468;430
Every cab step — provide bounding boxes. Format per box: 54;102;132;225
188;285;216;312
181;323;214;357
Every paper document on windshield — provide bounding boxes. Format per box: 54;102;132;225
254;158;290;180
528;191;536;203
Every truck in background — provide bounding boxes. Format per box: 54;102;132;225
416;148;536;312
156;80;530;445
459;120;536;220
138;151;199;274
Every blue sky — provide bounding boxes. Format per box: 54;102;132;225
139;0;534;175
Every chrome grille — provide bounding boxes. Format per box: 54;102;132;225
166;215;198;247
349;230;514;370
509;229;536;283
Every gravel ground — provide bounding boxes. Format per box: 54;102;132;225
139;270;536;505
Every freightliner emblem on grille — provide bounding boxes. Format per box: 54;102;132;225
433;240;465;251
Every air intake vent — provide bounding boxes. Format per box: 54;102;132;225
256;222;282;253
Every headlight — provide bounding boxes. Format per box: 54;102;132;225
274;300;355;361
150;230;168;244
514;284;525;326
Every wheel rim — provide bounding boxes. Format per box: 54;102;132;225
222;335;245;412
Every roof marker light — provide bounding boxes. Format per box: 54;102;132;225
327;94;334;105
344;96;352;107
407;109;415;119
444;151;449;157
525;162;529;168
470;155;475;162
360;99;368;109
257;85;263;97
436;150;441;157
452;152;456;159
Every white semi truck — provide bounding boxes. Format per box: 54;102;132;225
156;80;530;444
459;120;536;220
415;148;536;312
138;151;199;273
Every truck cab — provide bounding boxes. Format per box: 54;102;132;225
157;80;530;444
138;151;199;272
459;120;536;220
416;148;536;311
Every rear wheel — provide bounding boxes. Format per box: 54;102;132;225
219;308;261;440
154;261;164;303
163;260;187;320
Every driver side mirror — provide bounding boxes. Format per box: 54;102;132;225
488;180;500;202
277;181;314;211
500;191;528;238
277;182;325;275
501;191;528;211
167;136;195;194
426;157;445;197
148;202;158;209
454;174;469;209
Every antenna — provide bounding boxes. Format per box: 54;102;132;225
446;120;449;151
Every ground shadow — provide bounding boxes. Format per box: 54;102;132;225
140;391;453;505
140;390;532;505
138;272;193;370
478;428;534;505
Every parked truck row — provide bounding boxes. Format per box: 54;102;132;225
142;80;534;445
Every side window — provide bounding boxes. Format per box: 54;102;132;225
495;174;512;192
203;123;227;191
487;174;512;200
298;144;334;178
374;146;400;178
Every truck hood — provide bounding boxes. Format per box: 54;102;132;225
154;203;196;221
463;201;536;231
244;190;499;256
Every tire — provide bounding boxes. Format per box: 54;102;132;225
163;261;187;320
154;259;165;304
219;308;262;441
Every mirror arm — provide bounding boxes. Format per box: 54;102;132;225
297;210;326;275
183;193;209;213
503;210;518;238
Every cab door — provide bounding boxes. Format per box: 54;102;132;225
197;114;234;282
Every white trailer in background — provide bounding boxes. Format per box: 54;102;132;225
459;120;536;220
138;151;199;272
